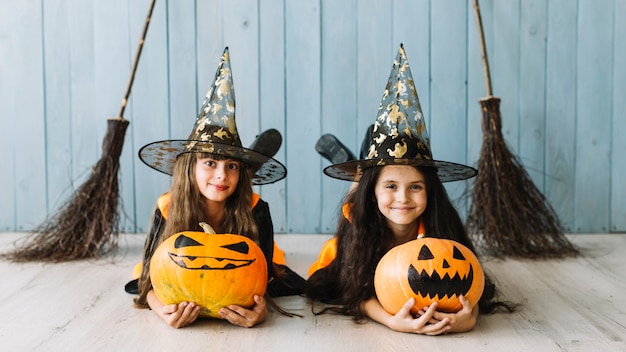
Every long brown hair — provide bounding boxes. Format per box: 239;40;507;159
163;152;257;239
134;152;257;307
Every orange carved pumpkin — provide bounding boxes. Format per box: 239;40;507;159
150;223;268;318
374;237;484;313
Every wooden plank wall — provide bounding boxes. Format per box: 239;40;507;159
0;0;624;234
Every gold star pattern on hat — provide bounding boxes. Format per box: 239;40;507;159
138;47;286;185
324;44;476;183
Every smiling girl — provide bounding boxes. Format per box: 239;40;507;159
131;48;303;328
305;44;511;335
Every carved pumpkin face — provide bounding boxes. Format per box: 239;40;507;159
150;230;268;318
374;237;485;313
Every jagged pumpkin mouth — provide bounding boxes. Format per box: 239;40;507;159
168;252;256;270
407;264;474;299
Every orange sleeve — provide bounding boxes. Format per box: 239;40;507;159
307;237;338;278
342;203;351;222
272;241;286;265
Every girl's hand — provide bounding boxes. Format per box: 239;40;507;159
219;295;268;328
419;295;478;333
147;289;200;329
160;301;201;329
387;298;451;335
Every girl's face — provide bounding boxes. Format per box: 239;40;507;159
195;156;240;205
374;165;427;232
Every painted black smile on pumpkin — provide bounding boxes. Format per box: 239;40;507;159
407;244;474;299
167;234;256;270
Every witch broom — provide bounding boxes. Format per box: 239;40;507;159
2;0;156;262
465;0;579;258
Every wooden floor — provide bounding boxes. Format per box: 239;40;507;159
1;232;625;352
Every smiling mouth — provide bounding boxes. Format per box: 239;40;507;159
168;252;255;270
392;207;414;212
408;264;474;299
212;184;228;191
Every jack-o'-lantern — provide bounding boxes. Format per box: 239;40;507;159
374;237;484;313
150;223;268;318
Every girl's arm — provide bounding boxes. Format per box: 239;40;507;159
360;297;451;335
146;289;201;329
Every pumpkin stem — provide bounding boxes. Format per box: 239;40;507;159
199;222;217;234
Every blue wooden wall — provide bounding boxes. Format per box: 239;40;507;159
1;0;624;234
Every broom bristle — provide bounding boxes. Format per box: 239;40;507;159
1;119;129;262
2;0;156;263
466;97;579;259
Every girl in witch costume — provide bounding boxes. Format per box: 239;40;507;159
132;48;304;329
305;45;512;335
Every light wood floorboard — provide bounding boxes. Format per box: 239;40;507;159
1;233;625;351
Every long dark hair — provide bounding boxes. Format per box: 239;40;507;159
304;165;513;320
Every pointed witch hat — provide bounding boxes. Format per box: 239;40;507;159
138;47;286;185
324;44;476;183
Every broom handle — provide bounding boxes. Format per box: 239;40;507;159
472;0;493;96
118;0;157;118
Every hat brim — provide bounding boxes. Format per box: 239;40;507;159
323;158;477;183
138;140;287;185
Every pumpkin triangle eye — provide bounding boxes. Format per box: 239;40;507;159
453;246;466;260
174;235;204;248
418;245;434;260
221;241;250;254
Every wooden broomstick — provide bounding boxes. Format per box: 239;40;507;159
1;0;157;262
465;0;578;258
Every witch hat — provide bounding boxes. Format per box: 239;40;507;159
324;44;476;183
138;47;286;185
